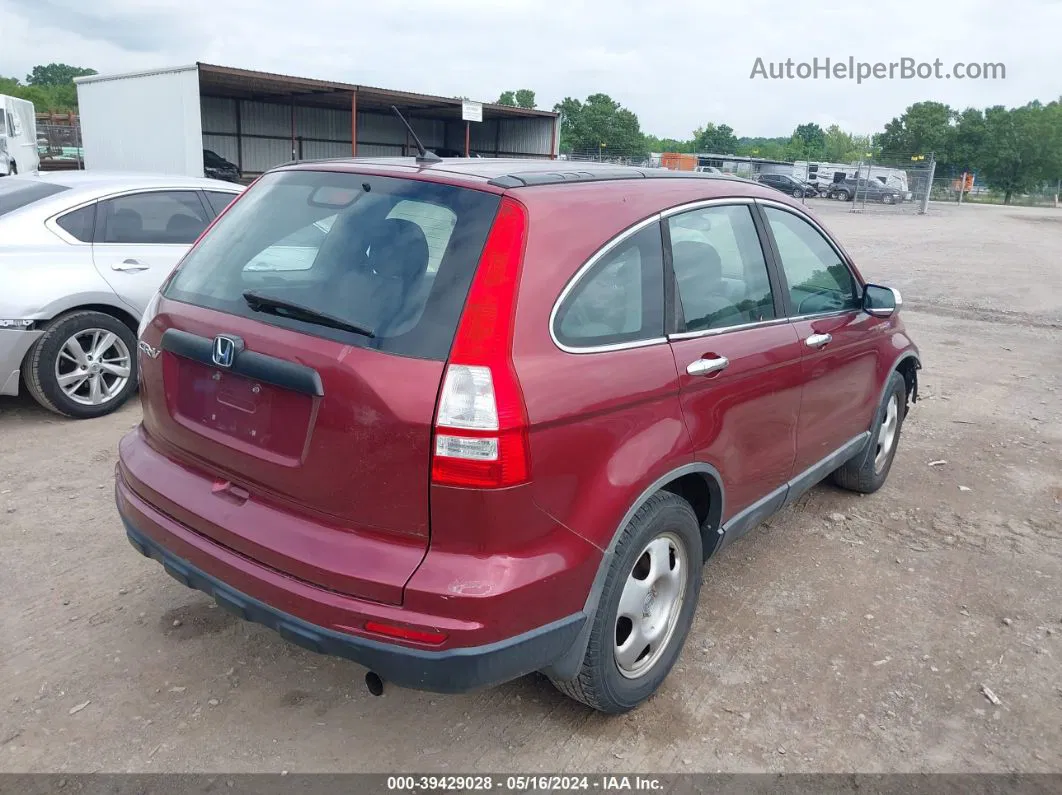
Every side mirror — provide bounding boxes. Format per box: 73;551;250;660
863;284;901;317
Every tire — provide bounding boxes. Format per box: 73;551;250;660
882;194;894;204
831;371;907;494
836;190;850;202
23;310;139;419
549;491;702;713
793;188;803;198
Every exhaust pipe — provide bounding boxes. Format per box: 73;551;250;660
365;671;384;697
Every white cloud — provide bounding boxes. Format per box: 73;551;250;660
1;0;1058;138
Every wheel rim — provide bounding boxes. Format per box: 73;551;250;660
54;328;132;407
874;394;899;473
614;532;688;679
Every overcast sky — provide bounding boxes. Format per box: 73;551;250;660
1;0;1059;139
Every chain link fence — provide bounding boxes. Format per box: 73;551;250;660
36;121;84;171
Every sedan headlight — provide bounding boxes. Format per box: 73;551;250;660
137;291;162;339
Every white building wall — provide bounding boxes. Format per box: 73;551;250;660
76;66;203;176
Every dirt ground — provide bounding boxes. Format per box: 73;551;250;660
1;200;1060;774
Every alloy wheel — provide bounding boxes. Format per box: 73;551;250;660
54;328;132;407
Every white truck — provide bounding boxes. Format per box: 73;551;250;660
0;95;39;176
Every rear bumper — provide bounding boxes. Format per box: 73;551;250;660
122;518;585;693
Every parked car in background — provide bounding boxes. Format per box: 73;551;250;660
756;172;817;198
432;148;485;158
1;95;39;176
119;158;919;713
0;172;242;418
828;178;904;204
203;149;240;182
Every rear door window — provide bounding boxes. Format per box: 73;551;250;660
98;191;211;245
667;204;776;332
553;223;665;349
164;170;500;361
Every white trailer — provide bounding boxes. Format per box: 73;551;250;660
794;160;911;197
0;95;39;176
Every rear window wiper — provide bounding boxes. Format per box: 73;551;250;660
242;290;375;338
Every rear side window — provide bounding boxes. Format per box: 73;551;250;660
553;223;665;349
99;191;211;245
164;170;501;361
0;180;68;217
56;204;97;242
204;190;238;216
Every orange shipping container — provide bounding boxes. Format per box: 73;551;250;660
661;152;697;171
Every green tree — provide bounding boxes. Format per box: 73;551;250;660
553;94;646;157
950;108;987;173
644;134;694;153
496;89;535;109
692;123;737;153
514;89;536;109
734;136;788;159
977;102;1056;203
790;122;826;159
876;101;955;165
26;63;96;86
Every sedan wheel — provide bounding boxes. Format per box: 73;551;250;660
55;329;132;407
793;188;803;198
22;310;139;419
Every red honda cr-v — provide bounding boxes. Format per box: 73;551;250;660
117;159;919;713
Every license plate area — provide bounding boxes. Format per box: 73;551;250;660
166;355;314;462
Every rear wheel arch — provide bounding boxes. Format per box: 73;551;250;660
540;462;725;682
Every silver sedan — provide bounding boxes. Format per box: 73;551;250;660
0;172;242;418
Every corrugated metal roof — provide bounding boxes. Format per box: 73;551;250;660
195;62;557;119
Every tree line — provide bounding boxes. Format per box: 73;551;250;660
8;66;1060;204
1;63;97;113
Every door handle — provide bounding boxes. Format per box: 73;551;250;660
686;356;729;376
805;333;832;348
112;259;149;272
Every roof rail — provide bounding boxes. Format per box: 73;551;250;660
487;168;754;189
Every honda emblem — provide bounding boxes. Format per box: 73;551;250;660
212;335;242;368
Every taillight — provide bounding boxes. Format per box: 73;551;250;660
431;197;530;489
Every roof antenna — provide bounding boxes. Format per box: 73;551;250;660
391;105;441;164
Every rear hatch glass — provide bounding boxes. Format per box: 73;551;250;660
165;169;499;360
142;169;500;603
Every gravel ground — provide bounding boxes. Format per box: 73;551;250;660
1;200;1060;774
